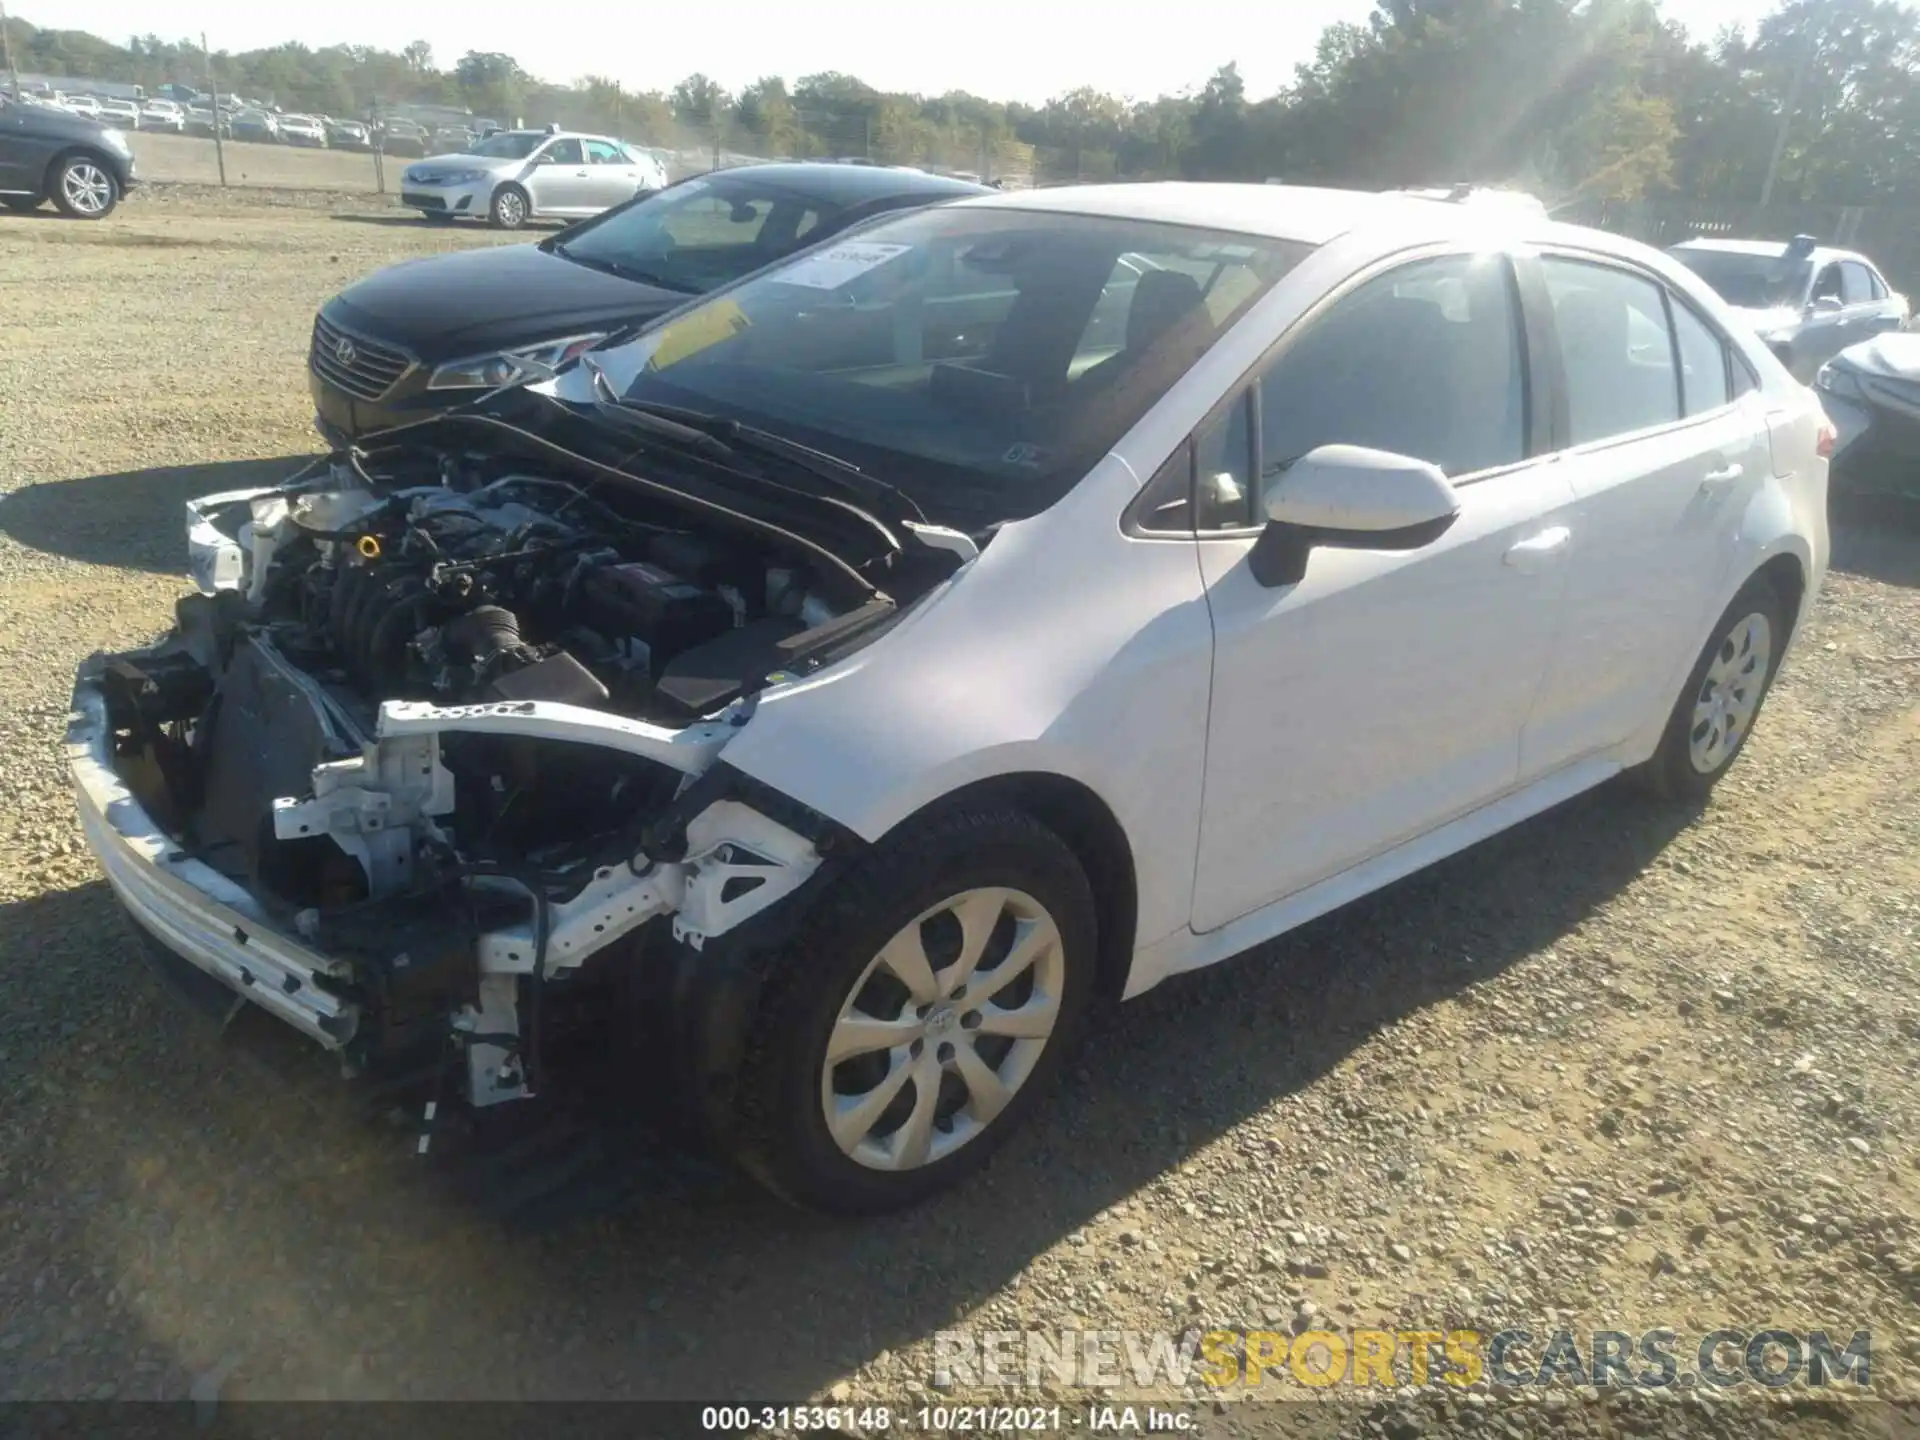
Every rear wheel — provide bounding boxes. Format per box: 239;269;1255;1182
49;154;118;219
1634;577;1789;802
488;184;529;230
725;806;1096;1214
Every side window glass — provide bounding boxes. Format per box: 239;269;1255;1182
1134;442;1194;534
1193;392;1254;530
1257;253;1525;489
1731;350;1760;398
1541;258;1680;445
541;138;583;165
1869;270;1890;300
1670;301;1732;416
1840;262;1874;305
585;140;623;165
1811;264;1844;302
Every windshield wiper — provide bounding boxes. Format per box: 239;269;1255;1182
549;243;700;293
613;397;928;524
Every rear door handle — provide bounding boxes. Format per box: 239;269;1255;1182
1503;525;1572;572
1700;462;1744;492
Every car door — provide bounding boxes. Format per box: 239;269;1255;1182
1797;261;1852;371
1518;253;1773;777
0;97;36;192
581;139;639;210
1842;259;1901;340
1187;249;1578;932
525;137;590;215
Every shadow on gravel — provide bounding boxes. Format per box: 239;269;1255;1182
6;781;1700;1402
0;455;316;573
1830;500;1920;589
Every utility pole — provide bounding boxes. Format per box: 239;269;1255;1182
1760;28;1818;207
1;0;21;102
203;33;227;186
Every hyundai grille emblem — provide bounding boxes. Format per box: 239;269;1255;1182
335;337;358;366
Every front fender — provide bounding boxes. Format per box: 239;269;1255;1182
715;456;1217;951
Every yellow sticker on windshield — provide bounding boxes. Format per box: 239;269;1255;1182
644;299;751;372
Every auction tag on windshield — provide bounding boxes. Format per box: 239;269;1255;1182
774;242;912;290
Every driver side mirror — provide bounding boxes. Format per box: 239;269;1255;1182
1249;444;1461;588
1811;294;1844;314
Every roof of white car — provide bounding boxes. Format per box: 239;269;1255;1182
953;181;1571;247
1672;236;1862;265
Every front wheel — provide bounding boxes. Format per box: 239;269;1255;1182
488;184;529;230
50;155;118;219
1634;577;1789;802
725;806;1097;1214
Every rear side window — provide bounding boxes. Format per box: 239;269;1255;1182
1256;253;1526;495
1670;302;1732;416
1542;258;1679;444
1840;261;1875;304
584;140;624;165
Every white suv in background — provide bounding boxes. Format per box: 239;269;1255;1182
400;126;671;228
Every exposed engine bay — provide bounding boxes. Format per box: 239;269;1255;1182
76;429;968;1113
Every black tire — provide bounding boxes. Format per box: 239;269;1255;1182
48;152;119;219
488;183;530;230
725;805;1097;1214
1633;576;1790;803
2;195;43;212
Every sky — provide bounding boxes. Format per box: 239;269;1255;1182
28;0;1786;104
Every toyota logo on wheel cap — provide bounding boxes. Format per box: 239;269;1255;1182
335;337;358;366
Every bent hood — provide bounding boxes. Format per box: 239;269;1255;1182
1835;330;1920;382
325;244;685;360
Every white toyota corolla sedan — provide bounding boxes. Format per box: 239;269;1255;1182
70;183;1831;1214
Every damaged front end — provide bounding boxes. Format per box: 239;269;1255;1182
70;430;936;1109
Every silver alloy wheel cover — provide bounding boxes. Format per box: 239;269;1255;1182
821;886;1066;1172
1689;610;1773;774
62;162;112;215
496;189;525;224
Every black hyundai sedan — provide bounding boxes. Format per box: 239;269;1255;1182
309;162;989;443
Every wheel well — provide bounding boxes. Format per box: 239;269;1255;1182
914;773;1138;1002
1754;552;1808;639
44;147;114;192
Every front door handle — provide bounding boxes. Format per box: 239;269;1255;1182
1503;525;1572;572
1700;462;1744;492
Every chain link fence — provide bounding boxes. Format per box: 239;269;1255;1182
123;110;1048;195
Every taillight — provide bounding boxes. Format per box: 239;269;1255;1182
1816;414;1837;460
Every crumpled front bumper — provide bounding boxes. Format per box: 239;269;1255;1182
68;660;360;1048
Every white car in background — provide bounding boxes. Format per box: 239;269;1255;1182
69;183;1830;1215
276;114;328;148
98;98;142;130
60;94;103;119
400;126;669;228
140;98;188;133
1668;235;1909;382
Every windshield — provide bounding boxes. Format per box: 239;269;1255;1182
472;132;542;160
557;176;849;294
1670;248;1812;309
582;205;1311;518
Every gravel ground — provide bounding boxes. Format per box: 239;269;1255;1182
1;187;1916;1436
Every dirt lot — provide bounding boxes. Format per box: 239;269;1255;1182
1;186;1917;1434
130;129;391;193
